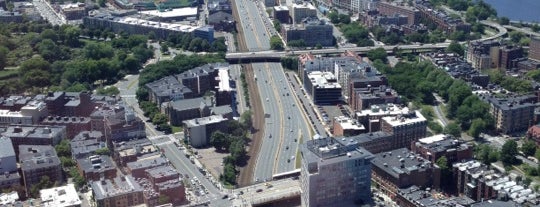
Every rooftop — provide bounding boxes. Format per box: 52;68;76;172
217;66;234;92
127;157;168;170
307;71;341;89
380;110;426;127
0;191;19;205
169;96;213;111
334;116;365;130
183;115;228;127
139;7;198;18
302;137;374;165
40;184;82;207
91;175;142;200
415;134;469;154
3;125;65;139
19;145;61;171
145;165;179;179
88;14;199;33
371;148;432;179
0;136;15;159
356;104;409;117
77;155;116;173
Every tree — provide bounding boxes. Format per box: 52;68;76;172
468;118;486;138
240;110;252;130
270;35;284;50
220;161;236;185
444;123;462;138
96;86;120;96
521;140;537;157
436;156;452;190
152;113;168;126
95;147;110;156
475;144;499;165
158;194;170;204
55;139;71;157
273;20;281;32
210;131;230;151
229;137;246;163
446;41;464;56
60;156;76;168
501;140;519;166
0;46;7;70
20;56;50;73
366;48;388;63
498;16;510;25
160;43;169;53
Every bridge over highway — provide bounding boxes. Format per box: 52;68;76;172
225;20;508;63
231;178;301;206
225;43;450;63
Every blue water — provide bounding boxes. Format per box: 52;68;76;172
484;0;540;23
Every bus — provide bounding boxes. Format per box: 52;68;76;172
272;169;301;181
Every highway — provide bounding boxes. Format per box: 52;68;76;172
287;71;327;137
235;0;271;51
504;25;540;37
252;62;312;181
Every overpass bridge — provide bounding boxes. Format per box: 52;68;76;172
225;43;450;63
231;178;301;207
225;20;508;64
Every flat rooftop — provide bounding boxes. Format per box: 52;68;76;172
140;7;198;18
371;148;432;179
380;110;426;127
183;115;227;127
334;116;365;130
91;175;142;200
307;71;341;89
40;184;81;207
356;104;409;117
217;67;233;92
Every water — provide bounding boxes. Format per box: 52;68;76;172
484;0;540;23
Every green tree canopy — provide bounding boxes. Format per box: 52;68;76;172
521;140;537;157
501;140;519;166
444;123;462;138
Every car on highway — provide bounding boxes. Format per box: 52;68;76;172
256;189;263;193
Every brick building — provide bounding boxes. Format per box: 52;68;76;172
371;148;440;200
411;134;472;164
380;110;427;150
3;125;66;155
41;116;91;139
19;145;62;194
91;175;144;207
76;155;117;181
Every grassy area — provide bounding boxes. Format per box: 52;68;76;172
0;69;19;80
171;126;183;133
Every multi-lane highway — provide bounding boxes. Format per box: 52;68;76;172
235;0;271;51
252;63;312;181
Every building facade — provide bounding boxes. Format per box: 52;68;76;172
300;137;374;207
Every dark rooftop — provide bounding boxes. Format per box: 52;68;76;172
371;148;432;179
19;145;61;171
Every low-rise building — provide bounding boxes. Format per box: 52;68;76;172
112;138;157;167
60;3;86;20
350;85;399;111
452;160;539;204
273;5;289;23
4;125;66;155
91;175;144;207
283;17;334;47
0;137;21;190
145;76;193;107
338;131;394;154
332;116;366;136
304;71;342;104
371;148;440;200
70;131;106;159
290;3;316;24
41;116;91;139
479;94;535;134
126;157;169;178
380;110;427;150
90;104;145;145
411;134;473;164
76;155;117;181
165;97;213;126
19;145;62;194
395;185;475;207
300;137;374;207
355;104;410;132
183;115;230;147
207;11;235;32
40;184;82;207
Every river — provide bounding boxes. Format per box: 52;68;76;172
484;0;540;23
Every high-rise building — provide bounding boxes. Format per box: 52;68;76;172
300;137;374;207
